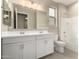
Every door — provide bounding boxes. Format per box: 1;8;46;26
2;44;20;59
23;40;35;59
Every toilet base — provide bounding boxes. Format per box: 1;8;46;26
54;41;65;53
55;46;65;53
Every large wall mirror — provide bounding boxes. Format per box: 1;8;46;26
2;0;57;31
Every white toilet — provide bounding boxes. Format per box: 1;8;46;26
54;35;65;53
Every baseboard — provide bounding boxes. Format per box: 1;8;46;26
65;47;78;54
38;53;54;59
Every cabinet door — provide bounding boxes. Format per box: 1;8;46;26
45;38;54;55
37;39;46;58
2;44;20;59
23;40;35;59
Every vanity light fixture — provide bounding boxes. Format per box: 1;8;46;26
19;0;43;11
29;1;43;11
26;0;38;9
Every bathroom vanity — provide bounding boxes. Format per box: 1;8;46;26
2;0;58;59
1;31;57;59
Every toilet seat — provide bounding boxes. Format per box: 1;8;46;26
55;41;65;44
55;41;65;46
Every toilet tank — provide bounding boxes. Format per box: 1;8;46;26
53;34;58;41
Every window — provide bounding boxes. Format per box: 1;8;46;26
48;8;57;26
49;8;55;17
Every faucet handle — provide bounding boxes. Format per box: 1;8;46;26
20;32;25;34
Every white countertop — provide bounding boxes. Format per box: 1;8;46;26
1;31;53;38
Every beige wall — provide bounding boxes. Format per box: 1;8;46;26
1;23;9;31
36;11;49;29
68;2;78;17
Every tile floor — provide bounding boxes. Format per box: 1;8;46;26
40;49;78;59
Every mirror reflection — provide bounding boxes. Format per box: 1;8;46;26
13;4;36;29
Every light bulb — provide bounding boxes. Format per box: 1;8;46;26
25;1;32;8
33;3;38;10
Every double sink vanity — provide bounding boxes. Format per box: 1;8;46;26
1;31;57;59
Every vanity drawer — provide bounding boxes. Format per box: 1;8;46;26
21;36;35;42
2;36;35;44
2;37;22;44
37;34;54;39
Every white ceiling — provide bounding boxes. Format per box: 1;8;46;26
51;0;77;6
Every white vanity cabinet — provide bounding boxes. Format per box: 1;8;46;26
45;37;54;55
37;34;54;58
23;40;35;59
2;36;36;59
2;43;21;59
2;33;55;59
37;38;46;58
